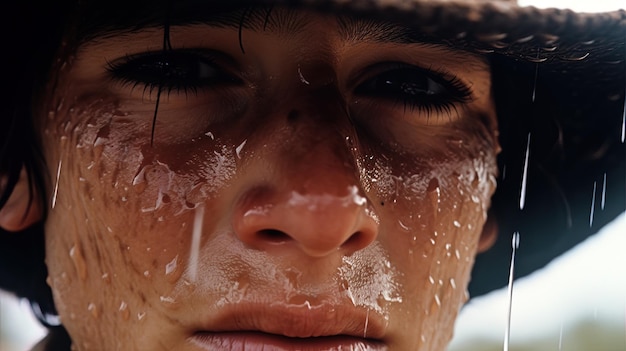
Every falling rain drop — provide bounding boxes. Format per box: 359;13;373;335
601;173;607;210
622;88;625;143
589;181;597;227
531;61;539;103
188;205;205;282
51;159;62;209
519;133;531;210
503;231;520;351
558;322;564;350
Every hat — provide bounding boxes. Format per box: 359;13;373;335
1;0;625;328
224;0;626;297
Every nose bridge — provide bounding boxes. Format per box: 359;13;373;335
281;83;358;195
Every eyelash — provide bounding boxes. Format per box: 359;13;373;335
353;63;472;116
105;49;242;98
106;50;471;118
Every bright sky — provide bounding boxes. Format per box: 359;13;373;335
518;0;625;12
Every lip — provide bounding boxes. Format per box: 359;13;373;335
190;332;388;351
189;302;388;350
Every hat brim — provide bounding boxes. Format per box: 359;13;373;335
42;0;626;297
75;0;626;296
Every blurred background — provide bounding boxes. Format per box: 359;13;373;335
1;0;625;350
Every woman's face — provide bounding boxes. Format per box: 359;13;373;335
41;7;498;351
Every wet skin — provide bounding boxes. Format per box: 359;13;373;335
37;8;499;351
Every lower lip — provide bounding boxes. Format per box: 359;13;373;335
190;332;388;351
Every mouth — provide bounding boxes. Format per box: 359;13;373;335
188;302;388;350
190;332;387;351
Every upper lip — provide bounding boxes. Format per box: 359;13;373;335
195;301;387;340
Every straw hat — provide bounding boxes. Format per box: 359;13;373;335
1;0;625;330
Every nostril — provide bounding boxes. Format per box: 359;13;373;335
257;229;291;243
341;231;371;251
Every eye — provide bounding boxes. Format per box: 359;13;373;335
106;49;242;97
354;63;471;114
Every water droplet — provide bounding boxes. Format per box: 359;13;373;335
119;301;130;321
470;194;480;204
560;52;590;61
137;312;146;321
519;133;531;210
235;139;247;159
165;255;178;275
51;159;62;209
160;296;176;304
453;220;461;228
69;245;87;281
101;273;110;284
515;34;534;43
297;65;310;85
87;302;98;319
449;278;457;289
205;131;214;140
143;270;151;278
397;220;410;231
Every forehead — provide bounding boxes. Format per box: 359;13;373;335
74;2;450;47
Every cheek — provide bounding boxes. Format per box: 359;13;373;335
41;94;242;340
361;129;497;346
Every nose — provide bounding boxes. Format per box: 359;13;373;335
232;86;379;258
233;184;379;258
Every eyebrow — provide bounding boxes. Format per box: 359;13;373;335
75;2;434;46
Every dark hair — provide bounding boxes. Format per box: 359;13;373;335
0;1;72;326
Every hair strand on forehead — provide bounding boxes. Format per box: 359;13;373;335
238;7;253;55
151;0;174;146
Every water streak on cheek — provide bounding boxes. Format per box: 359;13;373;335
64;100;238;217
